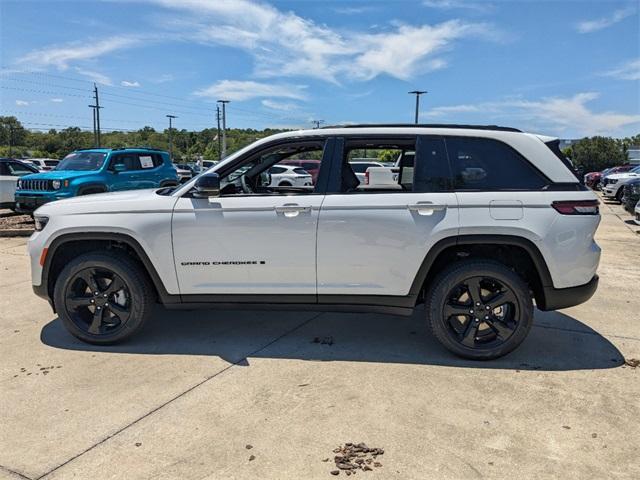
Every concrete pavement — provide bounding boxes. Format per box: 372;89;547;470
1;199;638;480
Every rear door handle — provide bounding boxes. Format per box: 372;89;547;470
407;202;447;215
275;204;311;217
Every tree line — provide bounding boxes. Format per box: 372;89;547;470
1;116;638;172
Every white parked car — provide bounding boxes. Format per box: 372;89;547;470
268;164;312;187
173;164;192;183
601;166;640;201
26;158;59;171
0;159;39;210
28;125;600;360
349;160;384;184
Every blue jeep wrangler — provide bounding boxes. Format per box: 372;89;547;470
15;148;179;212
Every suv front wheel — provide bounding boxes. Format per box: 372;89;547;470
53;251;154;344
425;260;534;360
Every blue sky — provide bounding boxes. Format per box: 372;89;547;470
1;0;639;137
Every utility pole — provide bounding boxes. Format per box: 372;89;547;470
311;119;324;129
217;100;229;158
93;84;103;146
88;104;97;146
166;114;177;161
7;124;13;157
216;105;222;161
408;90;427;124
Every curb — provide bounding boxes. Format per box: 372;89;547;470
0;229;33;237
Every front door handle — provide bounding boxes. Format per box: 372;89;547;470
407;202;447;215
275;204;311;217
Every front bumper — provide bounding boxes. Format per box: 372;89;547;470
602;186;618;197
14;192;72;212
538;275;599;311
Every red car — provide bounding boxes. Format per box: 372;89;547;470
280;159;321;184
584;165;634;189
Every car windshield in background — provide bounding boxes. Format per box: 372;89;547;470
55;152;106;171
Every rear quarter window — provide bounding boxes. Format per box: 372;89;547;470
446;137;548;190
293;167;308;175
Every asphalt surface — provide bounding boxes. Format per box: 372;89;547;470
1;199;638;480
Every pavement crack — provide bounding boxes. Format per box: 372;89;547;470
0;464;32;480
35;312;323;480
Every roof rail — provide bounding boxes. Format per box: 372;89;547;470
320;123;522;133
75;146;168;152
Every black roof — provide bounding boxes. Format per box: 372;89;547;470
321;124;522;133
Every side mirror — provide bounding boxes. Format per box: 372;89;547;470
112;163;126;173
194;173;220;197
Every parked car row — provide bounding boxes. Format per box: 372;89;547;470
4;148;179;213
584;164;635;190
583;164;640;226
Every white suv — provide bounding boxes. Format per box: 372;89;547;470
601;166;640;201
28;125;600;360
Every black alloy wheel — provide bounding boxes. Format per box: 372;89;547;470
443;276;519;349
64;267;131;336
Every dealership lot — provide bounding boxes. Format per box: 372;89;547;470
1;199;638;480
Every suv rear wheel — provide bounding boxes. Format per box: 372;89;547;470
53;251;154;344
425;260;533;360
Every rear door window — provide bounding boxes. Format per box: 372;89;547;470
445;137;548;190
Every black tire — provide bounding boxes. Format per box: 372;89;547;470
615;188;624;202
53;251;155;344
278;181;292;187
160;180;178;187
425;260;533;360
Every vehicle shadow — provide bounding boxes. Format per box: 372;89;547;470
40;306;624;372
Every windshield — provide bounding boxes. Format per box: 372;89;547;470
55;152;107;171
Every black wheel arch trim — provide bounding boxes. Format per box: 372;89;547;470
409;234;555;304
77;183;108;195
36;232;176;308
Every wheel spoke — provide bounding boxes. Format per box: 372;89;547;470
485;317;515;339
460;319;478;347
108;302;130;320
88;307;104;334
105;276;125;296
443;303;471;318
66;296;93;309
486;289;517;307
79;269;100;293
466;278;483;306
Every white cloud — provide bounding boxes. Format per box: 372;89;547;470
121;80;141;87
50;98;64;103
603;58;640;81
75;67;113;85
422;1;494;12
147;0;494;83
576;7;636;33
350;20;489;80
18;35;143;69
194;80;308;101
425;92;640;136
15;100;29;106
261;99;300;111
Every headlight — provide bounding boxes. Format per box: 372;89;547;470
52;180;61;189
608;179;618;185
34;216;49;231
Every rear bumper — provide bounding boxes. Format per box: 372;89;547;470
538;275;599;311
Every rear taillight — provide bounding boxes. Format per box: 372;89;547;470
364;171;370;185
552;200;599;215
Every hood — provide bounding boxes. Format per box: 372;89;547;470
21;170;99;181
606;171;640;180
35;188;177;216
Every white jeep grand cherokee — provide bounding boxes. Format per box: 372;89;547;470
28;125;601;360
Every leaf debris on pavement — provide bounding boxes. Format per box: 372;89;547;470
327;442;384;475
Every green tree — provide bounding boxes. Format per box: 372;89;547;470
0;116;28;155
570;136;627;172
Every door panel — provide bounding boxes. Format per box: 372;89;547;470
172;194;324;295
316;192;458;296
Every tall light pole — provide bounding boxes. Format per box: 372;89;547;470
166;114;177;161
408;90;427;124
217;100;230;158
